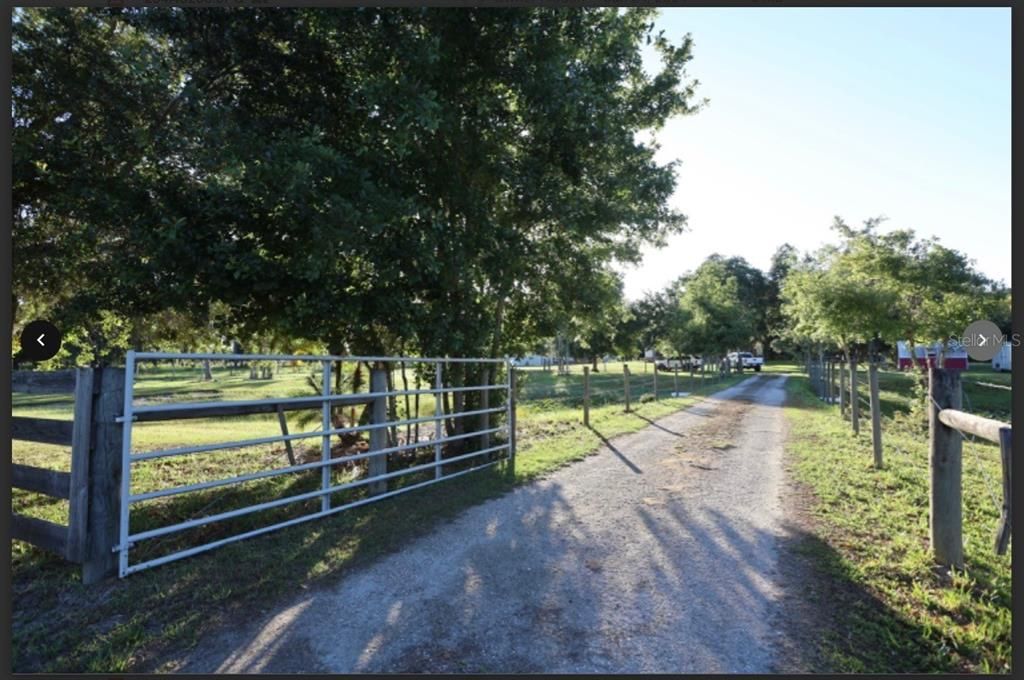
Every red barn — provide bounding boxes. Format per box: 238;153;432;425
896;341;968;371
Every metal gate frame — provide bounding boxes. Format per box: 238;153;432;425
114;351;514;577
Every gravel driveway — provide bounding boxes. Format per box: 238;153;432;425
176;374;791;673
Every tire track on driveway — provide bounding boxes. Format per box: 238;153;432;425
174;374;791;673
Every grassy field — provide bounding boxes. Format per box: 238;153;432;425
779;362;1011;673
11;359;749;672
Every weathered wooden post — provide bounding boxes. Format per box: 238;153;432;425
582;366;591;427
82;367;124;584
368;364;389;495
66;368;95;566
929;367;963;568
813;354;820;398
830;358;836;404
673;366;679;396
825;359;833;403
623;364;631;412
839;361;847;418
850;356;860;434
653;362;659;400
995;427;1012;555
869;362;883;468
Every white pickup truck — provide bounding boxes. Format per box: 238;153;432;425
727;351;763;372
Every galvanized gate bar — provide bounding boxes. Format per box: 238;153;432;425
131;406;506;462
117;384;508;423
123;457;504;576
116;352;514;577
117;352;136;578
129;427;508;503
132;351;506;363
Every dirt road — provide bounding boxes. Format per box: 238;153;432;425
175;374;792;673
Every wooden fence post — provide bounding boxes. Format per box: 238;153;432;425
368;365;388;495
673;366;679;396
583;366;591;427
826;359;833;404
82;367;124;585
850;356;860;434
929;367;963;568
869;362;883;468
995;427;1012;555
653;362;658;400
623;364;631;412
838;361;847;418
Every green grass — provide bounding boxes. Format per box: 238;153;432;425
780;363;1011;673
11;362;749;672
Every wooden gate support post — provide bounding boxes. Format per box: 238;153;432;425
82;367;124;584
929;367;963;568
66;368;95;566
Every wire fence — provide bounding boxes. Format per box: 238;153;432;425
515;360;745;415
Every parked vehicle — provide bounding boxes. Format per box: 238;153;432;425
727;351;763;372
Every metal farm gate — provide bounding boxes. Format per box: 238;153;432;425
114;351;515;577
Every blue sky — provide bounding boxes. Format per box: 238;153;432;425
620;7;1011;300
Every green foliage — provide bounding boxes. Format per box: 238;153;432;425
664;256;757;358
780;217;1002;362
13;7;703;365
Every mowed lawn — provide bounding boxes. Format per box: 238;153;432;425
778;361;1011;673
11;358;748;672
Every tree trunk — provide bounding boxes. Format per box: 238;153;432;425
401;361;411;445
386;366;398;448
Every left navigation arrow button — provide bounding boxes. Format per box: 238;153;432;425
17;320;62;362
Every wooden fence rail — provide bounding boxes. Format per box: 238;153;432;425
11;368;124;579
805;360;1011;569
929;368;1013;565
